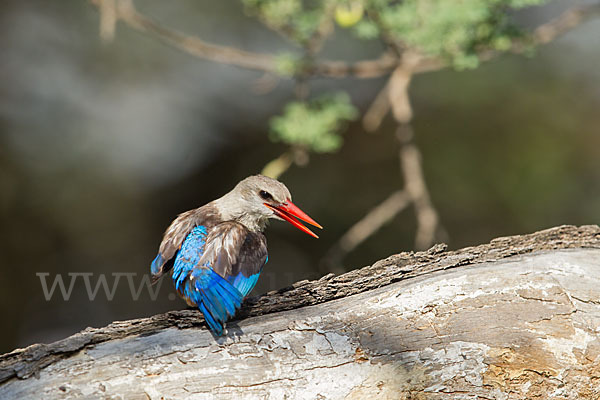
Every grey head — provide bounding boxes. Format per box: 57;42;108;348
215;175;293;232
214;174;321;237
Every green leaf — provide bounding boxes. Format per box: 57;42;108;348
353;19;380;40
274;53;303;76
269;92;358;153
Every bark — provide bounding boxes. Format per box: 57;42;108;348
1;225;600;399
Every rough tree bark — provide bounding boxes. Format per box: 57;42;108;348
1;225;599;399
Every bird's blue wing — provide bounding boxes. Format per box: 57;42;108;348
172;223;267;335
150;205;221;281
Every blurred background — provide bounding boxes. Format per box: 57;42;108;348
1;0;599;354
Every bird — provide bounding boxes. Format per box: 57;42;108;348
150;174;322;335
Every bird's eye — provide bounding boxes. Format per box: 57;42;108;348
259;190;273;200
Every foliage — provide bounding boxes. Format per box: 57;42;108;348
242;0;333;44
274;52;305;76
370;0;545;69
245;0;549;149
245;0;547;68
269;93;358;152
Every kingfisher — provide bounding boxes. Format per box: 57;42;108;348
151;175;322;335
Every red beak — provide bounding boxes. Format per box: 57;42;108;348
265;201;322;238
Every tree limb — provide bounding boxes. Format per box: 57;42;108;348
1;225;599;398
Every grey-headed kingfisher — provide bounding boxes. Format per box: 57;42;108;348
151;175;322;335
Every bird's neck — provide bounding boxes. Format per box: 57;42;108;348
233;213;268;233
213;196;268;233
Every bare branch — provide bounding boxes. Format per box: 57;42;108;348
311;53;399;78
397;125;439;250
98;0;117;42
362;80;390;132
260;147;310;180
98;0;278;72
338;190;412;253
389;62;440;250
388;64;414;123
261;152;293;180
251;73;281;95
362;51;421;132
532;3;600;45
321;190;411;271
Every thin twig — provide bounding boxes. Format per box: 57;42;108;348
362;80;390;133
260;146;310;180
321;190;411;272
361;51;419;132
305;3;336;55
388;62;415;123
397;125;439;250
311;53;399;78
98;0;117;42
338;190;412;253
108;0;277;72
251;73;281;95
261;152;293;180
533;4;600;46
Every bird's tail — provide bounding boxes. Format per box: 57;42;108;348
180;269;244;335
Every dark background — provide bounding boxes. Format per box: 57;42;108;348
1;0;599;354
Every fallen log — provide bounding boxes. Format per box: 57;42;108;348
1;225;599;399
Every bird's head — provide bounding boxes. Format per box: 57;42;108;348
217;175;322;237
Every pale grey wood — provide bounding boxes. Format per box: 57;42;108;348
1;225;600;399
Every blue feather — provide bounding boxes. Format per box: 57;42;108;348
150;254;164;275
209;278;240;316
228;271;261;298
199;302;222;335
173;226;207;292
172;225;249;335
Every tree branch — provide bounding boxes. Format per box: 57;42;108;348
94;0;279;72
91;1;600;79
90;0;400;77
1;225;599;394
362;80;391;132
397;125;440;250
98;0;117;42
532;3;600;45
